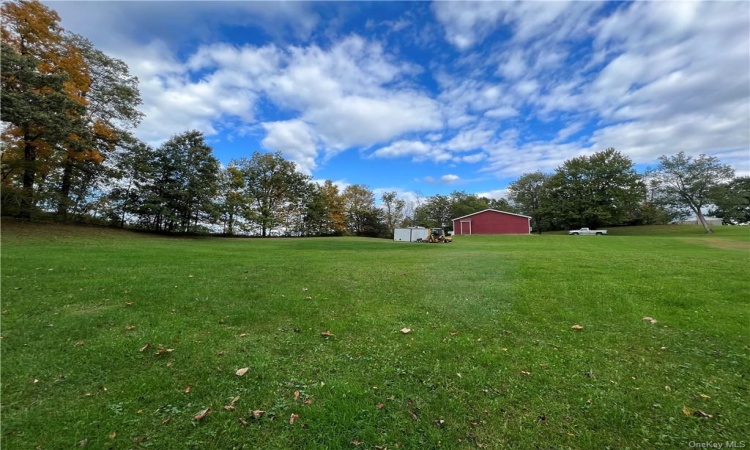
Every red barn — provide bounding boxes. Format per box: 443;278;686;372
452;209;531;235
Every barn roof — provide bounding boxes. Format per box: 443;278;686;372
452;209;532;221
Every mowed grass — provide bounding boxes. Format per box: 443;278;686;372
1;220;748;449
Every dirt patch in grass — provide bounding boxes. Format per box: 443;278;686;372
679;237;750;251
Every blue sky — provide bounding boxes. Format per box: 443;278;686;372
49;1;749;202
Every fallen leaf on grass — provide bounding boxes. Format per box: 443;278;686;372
450;331;459;336
124;302;134;306
78;438;88;447
294;390;300;401
235;367;249;377
304;296;313;300
139;343;151;353
682;406;692;416
407;398;420;420
699;393;711;399
155;346;174;356
400;328;411;334
320;331;334;337
289;413;300;425
238;333;248;338
665;386;672;392
109;431;117;439
351;440;362;446
642;316;658;324
252;410;265;419
377;403;384;410
571;324;584;330
693;409;713;418
184;386;191;394
521;370;531;377
194;408;211;421
433;419;445;428
304;397;313;405
223;405;235;411
238;417;248;426
125;325;136;330
74;341;85;347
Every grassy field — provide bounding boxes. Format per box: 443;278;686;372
1;220;748;449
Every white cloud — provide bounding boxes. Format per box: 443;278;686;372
475;189;509;201
371;140;434;159
431;1;509;50
440;174;461;184
261;120;318;175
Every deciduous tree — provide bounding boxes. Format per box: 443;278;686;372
507;172;550;233
647;152;735;233
234;151;311;237
709;177;750;225
546;148;644;229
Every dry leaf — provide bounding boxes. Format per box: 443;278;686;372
699;393;711;399
450;331;459;336
304;397;313;405
351;440;362;446
433;419;445;428
682;406;692;416
155;346;174;356
78;438;88;447
289;413;300;425
294;390;300;401
235;367;249;376
125;325;136;330
194;408;211;421
184;386;191;394
223;405;235;411
320;330;334;337
693;409;713;418
665;386;672;392
252;410;265;419
139;343;151;353
74;341;85;347
400;328;411;334
521;370;531;377
571;324;584;330
377;403;385;409
238;417;248;426
109;431;116;440
124;302;134;306
642;316;658;324
304;296;313;300
239;333;248;337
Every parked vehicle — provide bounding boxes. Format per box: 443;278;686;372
418;228;453;243
569;227;607;236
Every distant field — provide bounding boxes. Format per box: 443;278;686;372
2;220;748;449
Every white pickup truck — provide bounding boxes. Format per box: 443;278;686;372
569;227;607;235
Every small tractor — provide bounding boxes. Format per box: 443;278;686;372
418;228;453;243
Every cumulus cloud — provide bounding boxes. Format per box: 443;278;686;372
49;1;748;186
440;174;461;184
261;120;319;174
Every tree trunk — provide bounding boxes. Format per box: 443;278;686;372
695;208;714;234
57;156;74;220
19;137;37;220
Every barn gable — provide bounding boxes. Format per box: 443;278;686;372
452;209;531;235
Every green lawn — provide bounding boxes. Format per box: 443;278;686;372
2;220;749;449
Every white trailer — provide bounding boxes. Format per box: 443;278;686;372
393;227;427;242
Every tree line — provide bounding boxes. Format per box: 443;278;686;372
507;148;747;234
2;0;747;236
